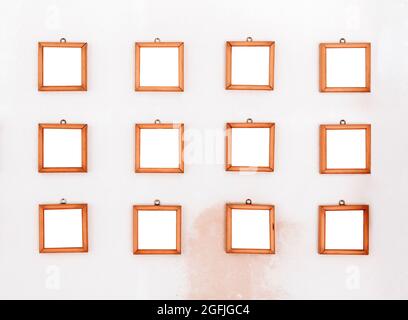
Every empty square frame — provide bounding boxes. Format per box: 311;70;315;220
319;38;370;92
38;38;87;91
226;200;275;254
39;201;88;253
226;37;275;90
320;121;371;174
135;38;184;91
319;201;369;255
133;201;181;254
135;121;184;173
226;120;274;172
38;120;88;173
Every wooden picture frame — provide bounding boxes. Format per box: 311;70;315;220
135;121;184;173
226;200;275;254
38;121;88;173
38;39;87;91
319;201;369;255
320;122;371;174
226;38;275;90
319;39;371;92
135;39;184;92
39;201;88;253
226;120;275;172
133;201;182;254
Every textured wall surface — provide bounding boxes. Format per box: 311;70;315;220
0;0;407;299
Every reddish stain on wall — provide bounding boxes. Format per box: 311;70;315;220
183;204;286;299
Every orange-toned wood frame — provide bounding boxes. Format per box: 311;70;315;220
38;42;88;91
226;122;275;172
226;41;275;90
226;203;275;254
135;123;184;173
320;124;371;174
133;205;182;254
319;42;371;92
38;123;88;173
135;42;184;92
318;204;369;255
39;203;88;253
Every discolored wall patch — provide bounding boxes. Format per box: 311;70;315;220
183;204;286;299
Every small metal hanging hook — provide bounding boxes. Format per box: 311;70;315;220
339;119;346;125
60;119;67;124
60;198;67;204
246;36;253;42
246;118;253;123
154;38;161;43
339;38;346;44
154;119;161;124
154;199;161;206
245;199;252;205
60;38;67;43
339;200;346;206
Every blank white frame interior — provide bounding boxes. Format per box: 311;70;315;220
39;201;88;253
133;202;181;254
226;200;275;254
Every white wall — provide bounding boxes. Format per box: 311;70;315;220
0;0;407;299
